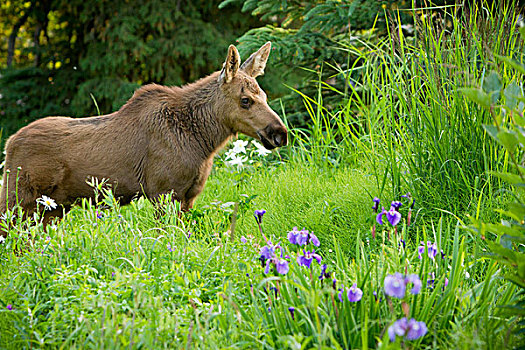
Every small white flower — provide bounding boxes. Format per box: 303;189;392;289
227;154;247;167
225;149;237;160
36;195;57;210
231;139;248;154
252;140;271;156
0;236;5;244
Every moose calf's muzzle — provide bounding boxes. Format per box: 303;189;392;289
257;123;288;150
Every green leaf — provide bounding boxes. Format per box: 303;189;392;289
482;71;501;104
508;202;525;218
484;223;525;240
497;130;519;152
460;88;492;108
491;172;525;186
483;124;499;140
504;82;522;110
504;273;525;289
487;241;517;261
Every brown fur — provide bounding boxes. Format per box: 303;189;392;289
0;43;287;234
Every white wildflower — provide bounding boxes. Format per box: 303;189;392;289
252;140;271;157
225;148;237;160
231;139;248;154
227;154;247;167
36;195;57;210
0;236;5;244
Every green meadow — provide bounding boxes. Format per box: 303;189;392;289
1;1;525;349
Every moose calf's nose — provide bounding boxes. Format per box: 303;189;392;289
273;134;283;147
273;126;288;147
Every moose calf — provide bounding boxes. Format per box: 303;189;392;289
0;42;287;233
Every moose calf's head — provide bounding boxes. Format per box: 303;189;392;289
218;42;287;150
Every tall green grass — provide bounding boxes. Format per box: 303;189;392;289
286;1;523;218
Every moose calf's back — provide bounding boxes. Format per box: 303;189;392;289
0;42;287;230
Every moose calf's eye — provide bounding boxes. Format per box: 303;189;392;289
240;97;251;109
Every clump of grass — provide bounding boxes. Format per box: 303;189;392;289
285;1;523;219
202;162;378;255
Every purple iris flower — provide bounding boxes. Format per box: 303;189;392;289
288;307;295;320
240;236;247;243
347;283;363;302
7;304;13;310
287;227;300;245
384;273;406;298
309;232;320;246
417;245;425;259
338;287;345;302
318;264;328;280
384;273;422;297
406;319;428;340
388;318;427;342
391;201;402;210
376;207;387;225
262;243;290;275
296;229;309;246
260;243;276;260
259;242;277;267
275;258;289;275
428;242;438;259
264;260;271;274
405;274;422;295
386;206;402;226
418;241;438;259
372;197;381;212
297;249;322;268
254;209;266;224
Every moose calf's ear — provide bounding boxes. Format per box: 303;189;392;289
219;45;241;84
240;41;272;78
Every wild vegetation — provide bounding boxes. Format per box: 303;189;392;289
1;0;525;349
